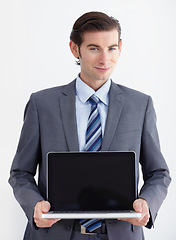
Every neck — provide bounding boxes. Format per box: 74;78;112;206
80;74;108;91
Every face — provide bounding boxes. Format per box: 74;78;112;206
70;29;122;90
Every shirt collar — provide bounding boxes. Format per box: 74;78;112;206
76;74;111;106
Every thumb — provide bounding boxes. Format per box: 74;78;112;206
41;201;51;213
133;199;142;213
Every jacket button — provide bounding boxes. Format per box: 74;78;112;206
65;225;71;231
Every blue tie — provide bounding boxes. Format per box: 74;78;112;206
80;95;103;232
84;95;102;152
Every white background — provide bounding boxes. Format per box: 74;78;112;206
0;0;176;239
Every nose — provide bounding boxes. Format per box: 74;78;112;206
98;51;110;66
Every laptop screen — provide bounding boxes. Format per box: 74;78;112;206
47;152;136;212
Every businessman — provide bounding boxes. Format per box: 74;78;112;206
9;11;171;240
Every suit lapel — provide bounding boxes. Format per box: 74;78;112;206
59;80;79;151
101;81;124;151
59;80;123;152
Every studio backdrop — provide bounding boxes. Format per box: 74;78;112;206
0;0;176;239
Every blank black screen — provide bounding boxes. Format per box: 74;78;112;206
47;152;136;211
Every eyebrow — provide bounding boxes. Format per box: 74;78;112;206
87;44;119;48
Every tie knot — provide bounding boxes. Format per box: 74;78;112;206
89;95;99;105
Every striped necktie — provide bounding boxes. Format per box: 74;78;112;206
84;95;102;152
80;94;103;232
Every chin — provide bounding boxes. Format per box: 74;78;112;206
96;74;111;81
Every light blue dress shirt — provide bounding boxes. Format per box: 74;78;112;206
75;75;111;151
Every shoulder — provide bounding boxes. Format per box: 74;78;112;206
30;80;76;101
111;82;153;112
113;82;151;104
117;83;149;99
25;80;76;113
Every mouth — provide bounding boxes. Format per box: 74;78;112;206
94;67;111;72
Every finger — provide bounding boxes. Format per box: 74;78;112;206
35;219;55;228
34;214;60;228
34;201;61;228
118;206;150;226
140;211;150;225
34;201;43;218
41;201;51;213
134;199;149;218
142;203;150;217
133;199;143;213
139;200;149;221
131;211;150;226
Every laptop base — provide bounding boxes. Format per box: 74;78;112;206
42;210;141;219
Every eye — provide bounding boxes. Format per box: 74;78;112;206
109;47;117;51
90;47;99;51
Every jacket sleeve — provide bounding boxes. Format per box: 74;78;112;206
139;96;171;228
8;94;44;228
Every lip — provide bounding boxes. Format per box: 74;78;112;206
95;67;111;72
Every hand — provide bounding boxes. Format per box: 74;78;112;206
34;200;60;228
118;198;150;226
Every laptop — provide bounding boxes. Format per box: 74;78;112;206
42;151;141;219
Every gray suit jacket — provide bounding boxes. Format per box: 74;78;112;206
9;80;171;240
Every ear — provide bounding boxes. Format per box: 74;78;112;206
69;41;80;58
118;40;122;53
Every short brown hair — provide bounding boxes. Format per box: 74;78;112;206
70;11;121;48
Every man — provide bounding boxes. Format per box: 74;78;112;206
9;11;171;240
